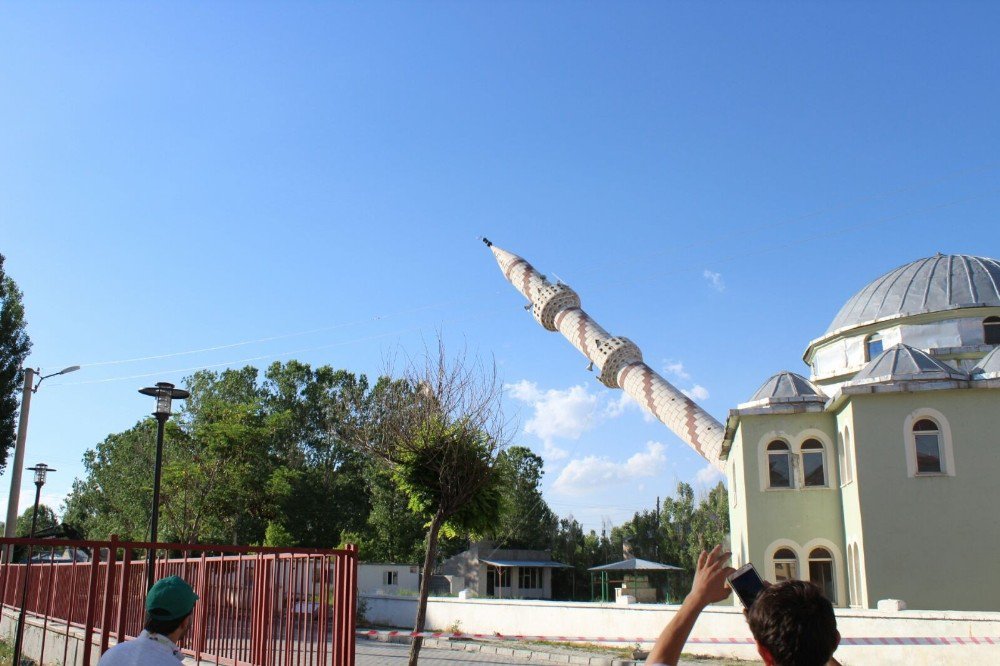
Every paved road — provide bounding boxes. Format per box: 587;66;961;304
356;640;543;665
355;639;744;665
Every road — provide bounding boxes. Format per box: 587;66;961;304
355;639;745;665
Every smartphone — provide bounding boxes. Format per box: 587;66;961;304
727;563;765;609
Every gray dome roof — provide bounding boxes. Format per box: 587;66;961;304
826;254;1000;334
747;371;826;404
971;346;1000;380
847;344;967;386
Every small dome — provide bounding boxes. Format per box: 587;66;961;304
847;344;967;386
826;254;1000;335
740;372;826;408
971;346;1000;380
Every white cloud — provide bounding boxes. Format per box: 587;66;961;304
506;380;641;460
603;392;637;419
662;360;691;380
553;441;667;495
542;442;569;461
507;381;599;442
681;384;710;401
694;463;725;487
703;269;725;292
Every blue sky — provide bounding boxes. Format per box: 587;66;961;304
2;2;999;534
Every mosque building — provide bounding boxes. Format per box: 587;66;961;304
486;242;1000;612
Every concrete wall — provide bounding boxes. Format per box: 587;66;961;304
362;594;1000;666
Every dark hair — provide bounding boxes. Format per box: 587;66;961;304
747;580;838;666
144;610;191;636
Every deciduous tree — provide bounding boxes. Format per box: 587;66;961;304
0;254;31;472
351;343;509;666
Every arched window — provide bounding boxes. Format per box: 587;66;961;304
913;419;942;474
767;441;792;488
985;317;1000;345
801;439;826;487
864;332;883;362
773;548;798;582
808;548;836;603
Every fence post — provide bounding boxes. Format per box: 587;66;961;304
345;544;358;666
193;551;208;660
99;535;119;656
115;545;133;641
81;544;103;666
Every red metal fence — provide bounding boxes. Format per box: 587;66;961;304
0;537;358;666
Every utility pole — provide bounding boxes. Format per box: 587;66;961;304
3;369;34;562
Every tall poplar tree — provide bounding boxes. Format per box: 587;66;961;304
0;254;32;473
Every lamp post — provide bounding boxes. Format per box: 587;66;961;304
11;463;55;666
3;365;80;562
138;382;190;591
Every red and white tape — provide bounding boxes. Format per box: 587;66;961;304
357;629;1000;647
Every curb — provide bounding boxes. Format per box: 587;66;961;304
360;632;643;665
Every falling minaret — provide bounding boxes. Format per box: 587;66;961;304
484;239;725;469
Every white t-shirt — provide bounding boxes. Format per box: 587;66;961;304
97;630;185;666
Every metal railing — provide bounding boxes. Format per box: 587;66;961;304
0;537;358;666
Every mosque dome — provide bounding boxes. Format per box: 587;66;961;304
846;344;967;387
971;346;1000;380
739;371;826;409
825;254;1000;335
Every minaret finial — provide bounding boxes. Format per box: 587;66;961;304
481;237;493;248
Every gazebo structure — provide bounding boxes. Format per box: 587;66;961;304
588;558;684;603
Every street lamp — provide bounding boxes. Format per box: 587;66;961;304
138;382;190;591
11;463;55;666
3;365;80;559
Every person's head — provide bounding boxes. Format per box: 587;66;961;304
144;576;199;640
746;580;839;666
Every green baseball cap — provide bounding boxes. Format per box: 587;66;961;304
146;576;199;620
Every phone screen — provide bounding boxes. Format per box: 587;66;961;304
728;564;765;609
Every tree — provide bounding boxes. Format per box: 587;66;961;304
0;254;32;473
63;362;381;547
490;446;558;550
351;343;509;666
16;503;57;537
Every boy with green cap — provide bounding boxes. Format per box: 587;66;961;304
98;575;199;665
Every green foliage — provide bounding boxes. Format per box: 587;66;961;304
0;254;31;473
264;521;296;547
490;446;558;550
16;503;57;536
64;362;375;547
390;416;503;536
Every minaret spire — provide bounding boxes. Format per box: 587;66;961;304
486;242;725;469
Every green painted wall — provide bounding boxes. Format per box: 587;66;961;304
731;411;847;606
847;388;1000;611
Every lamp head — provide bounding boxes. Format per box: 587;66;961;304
27;463;55;486
139;382;191;418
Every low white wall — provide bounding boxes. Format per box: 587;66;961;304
362;594;1000;666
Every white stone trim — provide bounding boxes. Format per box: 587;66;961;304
757;431;795;492
764;538;802;583
803;538;846;608
902;407;956;478
794;428;836;489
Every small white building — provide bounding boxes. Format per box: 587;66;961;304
358;563;420;595
438;542;569;599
